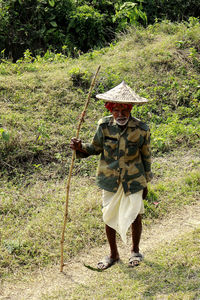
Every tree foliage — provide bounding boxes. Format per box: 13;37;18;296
0;0;199;60
0;0;76;60
66;5;107;53
143;0;200;24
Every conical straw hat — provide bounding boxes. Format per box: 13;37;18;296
96;81;148;104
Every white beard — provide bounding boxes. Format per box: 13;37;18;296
116;117;129;126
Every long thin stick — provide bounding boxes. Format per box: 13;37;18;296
60;65;101;272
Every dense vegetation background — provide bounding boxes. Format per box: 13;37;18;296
0;0;200;61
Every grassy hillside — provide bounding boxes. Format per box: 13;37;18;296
0;20;200;280
0;19;200;177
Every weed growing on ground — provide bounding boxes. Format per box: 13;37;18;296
1;20;200;175
40;228;200;299
0;151;199;278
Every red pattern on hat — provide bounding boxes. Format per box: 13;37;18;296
105;102;133;112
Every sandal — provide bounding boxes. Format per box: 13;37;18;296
97;256;119;270
128;252;143;267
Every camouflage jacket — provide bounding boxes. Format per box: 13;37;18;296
76;115;153;195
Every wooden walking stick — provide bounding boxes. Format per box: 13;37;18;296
60;65;101;272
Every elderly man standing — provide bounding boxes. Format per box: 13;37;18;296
70;81;153;270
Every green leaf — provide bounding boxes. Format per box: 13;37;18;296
50;21;57;28
48;0;55;7
2;130;10;141
120;2;137;10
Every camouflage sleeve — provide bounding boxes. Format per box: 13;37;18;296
76;125;103;159
140;130;153;182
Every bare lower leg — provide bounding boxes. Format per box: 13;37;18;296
105;225;120;260
131;214;142;253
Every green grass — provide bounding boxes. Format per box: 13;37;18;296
0;20;200;176
40;227;200;299
1;148;199;278
0;177;103;277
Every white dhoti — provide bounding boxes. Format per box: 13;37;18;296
102;183;144;244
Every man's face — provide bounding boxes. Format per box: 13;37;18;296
111;104;131;126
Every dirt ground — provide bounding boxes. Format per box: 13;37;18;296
1;201;200;300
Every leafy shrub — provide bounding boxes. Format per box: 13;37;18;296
66;5;106;53
2;0;199;61
0;0;75;61
1;0;199;61
69;67;91;89
113;1;147;30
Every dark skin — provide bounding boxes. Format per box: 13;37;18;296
70;104;148;267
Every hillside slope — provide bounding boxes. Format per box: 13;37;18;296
0;21;200;294
0;20;199;175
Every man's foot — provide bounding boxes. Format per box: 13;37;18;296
128;252;143;267
97;256;120;270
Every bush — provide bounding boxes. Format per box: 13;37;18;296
0;0;75;61
4;0;200;61
66;5;106;53
1;0;199;61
